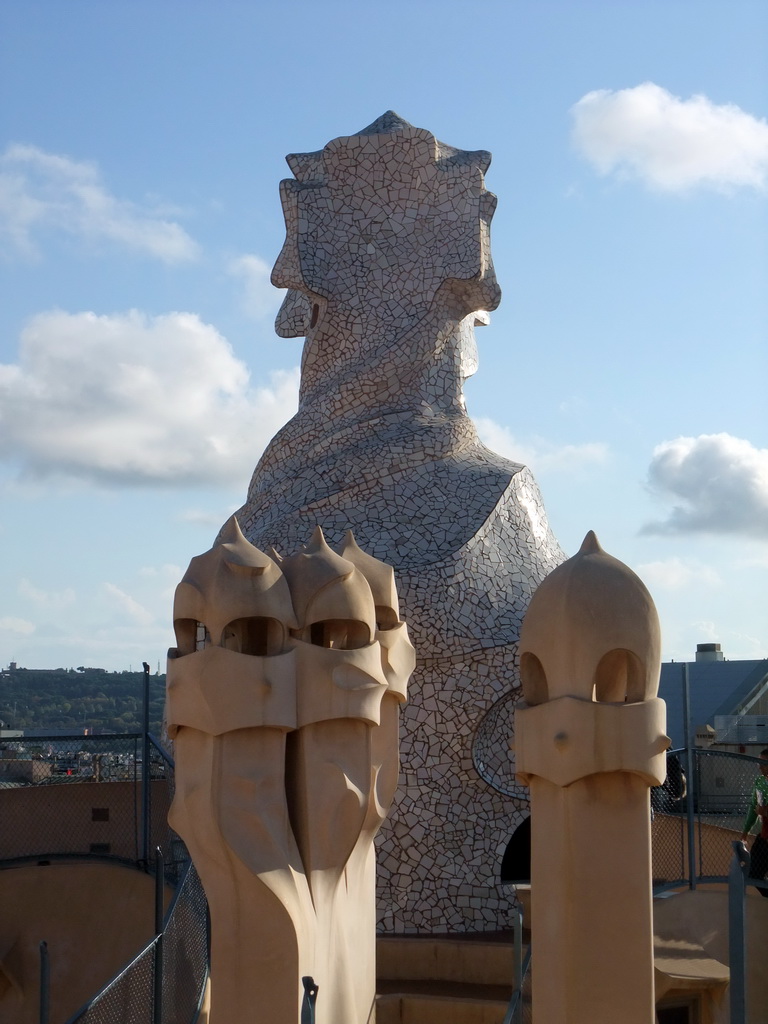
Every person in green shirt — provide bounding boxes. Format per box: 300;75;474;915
741;748;768;898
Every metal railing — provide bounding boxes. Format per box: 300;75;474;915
15;732;764;1022
0;732;183;879
729;840;750;1024
17;759;210;1024
60;854;209;1024
502;902;531;1024
651;747;768;894
502;944;531;1024
501;834;756;1024
497;746;767;1023
3;662;209;1024
0;730;208;1023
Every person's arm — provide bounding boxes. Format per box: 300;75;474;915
758;779;768;821
742;783;758;841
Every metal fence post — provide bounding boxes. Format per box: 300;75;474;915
301;976;318;1024
142;661;151;869
154;847;164;1024
39;941;49;1024
728;840;750;1024
513;904;523;1024
682;664;697;889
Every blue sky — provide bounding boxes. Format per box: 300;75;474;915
0;0;766;673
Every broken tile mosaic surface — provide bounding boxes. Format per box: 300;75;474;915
228;112;566;932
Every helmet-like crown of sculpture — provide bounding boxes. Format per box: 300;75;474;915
272;110;501;335
518;531;661;706
338;530;400;630
170;521;413;663
167;525;413;735
280;526;377;648
173;516;297;655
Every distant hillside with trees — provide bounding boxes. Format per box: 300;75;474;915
0;666;166;734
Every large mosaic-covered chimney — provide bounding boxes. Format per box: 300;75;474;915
229;113;565;933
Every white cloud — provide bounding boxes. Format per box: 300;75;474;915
0;618;174;670
228;253;284;319
739;551;768;570
571;83;768;192
636;557;720;592
138;563;183;602
643;433;768;536
0;310;300;487
692;620;719;639
0;616;35;635
475;417;609;473
726;629;768;660
0;144;200;261
18;579;76;608
177;506;241;527
104;583;155;627
138;564;183;579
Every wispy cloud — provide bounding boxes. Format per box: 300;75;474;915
738;551;768;570
636;556;720;591
18;579;76;608
103;583;155;627
725;629;768;660
138;564;183;579
0;616;35;635
571;83;768;192
475;417;609;473
0;310;300;487
177;506;241;527
642;433;768;537
138;563;183;601
228;253;284;319
0;144;200;261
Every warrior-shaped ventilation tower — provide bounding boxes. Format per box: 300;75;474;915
168;519;413;1024
229;112;565;935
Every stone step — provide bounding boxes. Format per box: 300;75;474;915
376;934;521;1024
375;991;511;1024
377;934;517;989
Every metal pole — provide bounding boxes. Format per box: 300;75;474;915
155;846;165;934
142;661;151;869
728;840;750;1024
154;846;165;1024
39;942;49;1024
513;904;523;1024
682;662;697;889
301;976;318;1024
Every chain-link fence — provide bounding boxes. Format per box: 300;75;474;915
15;733;764;1021
651;749;689;890
65;940;157;1024
63;863;208;1024
0;733;183;877
651;747;766;892
693;749;762;884
501;747;764;1022
0;729;209;1024
0;733;169;786
159;865;209;1024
